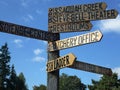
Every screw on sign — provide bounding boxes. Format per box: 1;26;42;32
46;53;76;72
48;30;103;51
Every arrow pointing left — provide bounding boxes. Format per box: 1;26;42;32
0;21;59;41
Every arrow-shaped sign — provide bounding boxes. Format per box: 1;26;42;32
48;30;103;51
46;53;76;72
69;61;112;76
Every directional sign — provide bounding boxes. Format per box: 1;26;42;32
49;9;118;24
48;30;103;51
46;53;76;72
48;21;92;33
0;21;58;41
69;61;112;75
49;2;107;16
48;2;107;33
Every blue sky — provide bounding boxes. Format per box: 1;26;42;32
0;0;120;90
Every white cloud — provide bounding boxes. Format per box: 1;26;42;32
98;15;120;33
36;10;43;15
118;4;120;8
22;14;34;23
13;39;23;47
43;41;47;44
28;14;34;20
112;67;120;77
21;0;28;7
33;48;44;55
22;17;29;23
32;56;45;62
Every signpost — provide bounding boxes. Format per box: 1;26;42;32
0;21;58;41
46;53;76;72
0;2;118;90
47;39;60;90
48;30;103;51
69;61;112;76
48;21;92;33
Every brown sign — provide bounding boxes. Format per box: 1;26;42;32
46;53;76;72
48;2;106;33
49;9;118;24
0;21;58;41
48;21;92;33
48;30;103;51
69;61;112;75
49;2;107;15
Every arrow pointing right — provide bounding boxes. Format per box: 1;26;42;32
46;53;76;72
48;30;103;51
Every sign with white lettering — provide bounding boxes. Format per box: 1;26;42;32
69;61;112;75
0;21;58;41
49;9;118;24
46;53;76;72
48;21;92;33
48;30;103;51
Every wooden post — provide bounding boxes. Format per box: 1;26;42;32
47;33;60;90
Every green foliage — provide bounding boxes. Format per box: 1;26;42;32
59;73;86;90
33;73;86;90
0;43;28;90
33;84;46;90
88;73;120;90
0;43;10;89
16;72;28;90
9;64;17;90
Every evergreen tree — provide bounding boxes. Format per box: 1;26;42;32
9;64;17;90
88;73;120;90
0;43;28;90
0;43;11;89
17;72;28;90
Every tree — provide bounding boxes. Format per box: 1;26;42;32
0;43;11;89
9;64;17;90
9;68;28;90
0;43;28;90
59;73;86;90
88;73;120;90
33;84;46;90
16;72;28;90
